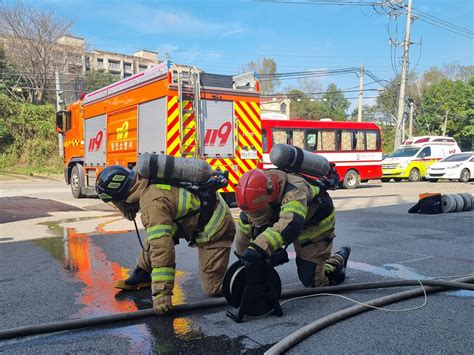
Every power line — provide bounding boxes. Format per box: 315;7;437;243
412;7;473;36
415;16;474;39
255;0;381;6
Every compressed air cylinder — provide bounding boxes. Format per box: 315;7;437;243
269;143;330;177
137;153;212;183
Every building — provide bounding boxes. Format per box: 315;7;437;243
56;35;160;79
85;49;159;79
260;95;291;120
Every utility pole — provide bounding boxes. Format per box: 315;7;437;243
443;110;449;136
408;100;414;137
55;69;64;158
401;112;405;141
357;64;364;122
394;0;413;150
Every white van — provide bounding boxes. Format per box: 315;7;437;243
381;136;461;182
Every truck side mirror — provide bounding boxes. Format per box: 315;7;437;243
56;111;64;133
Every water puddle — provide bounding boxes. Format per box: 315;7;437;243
34;218;202;350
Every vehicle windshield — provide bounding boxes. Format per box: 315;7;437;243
388;148;419;158
440;153;472;162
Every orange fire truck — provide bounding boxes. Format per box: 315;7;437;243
56;61;262;202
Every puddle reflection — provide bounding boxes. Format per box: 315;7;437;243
36;218;202;349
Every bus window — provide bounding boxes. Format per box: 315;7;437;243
340;130;353;151
318;130;336;151
293;129;305;149
305;129;318;151
355;130;366;150
366;131;379;151
273;129;288;145
262;129;268;152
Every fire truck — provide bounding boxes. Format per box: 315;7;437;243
56;61;262;202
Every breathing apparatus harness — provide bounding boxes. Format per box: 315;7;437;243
132;170;229;251
224;165;340;323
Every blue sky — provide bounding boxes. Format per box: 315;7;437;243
11;0;474;107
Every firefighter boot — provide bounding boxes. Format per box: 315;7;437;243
325;246;351;286
114;266;151;290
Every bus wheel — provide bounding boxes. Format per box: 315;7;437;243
71;164;86;199
343;170;360;189
459;169;470;183
408;168;420;182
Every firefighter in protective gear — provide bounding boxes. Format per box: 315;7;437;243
96;165;235;315
235;168;350;288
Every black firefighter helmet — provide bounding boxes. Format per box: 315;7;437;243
96;165;135;203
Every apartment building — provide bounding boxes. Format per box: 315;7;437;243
86;49;159;79
56;35;160;79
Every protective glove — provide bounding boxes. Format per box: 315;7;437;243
321;163;340;189
114;201;139;221
153;292;173;315
242;245;267;263
270;248;289;267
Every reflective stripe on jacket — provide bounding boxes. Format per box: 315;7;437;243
195;193;228;246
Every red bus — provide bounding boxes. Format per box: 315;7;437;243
261;119;383;189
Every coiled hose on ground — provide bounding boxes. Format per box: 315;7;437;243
265;275;474;355
0;278;473;342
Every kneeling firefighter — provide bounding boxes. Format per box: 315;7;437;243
235;144;351;289
96;153;235;315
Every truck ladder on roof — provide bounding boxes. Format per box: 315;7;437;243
170;64;201;158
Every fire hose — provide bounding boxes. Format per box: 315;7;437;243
0;278;473;341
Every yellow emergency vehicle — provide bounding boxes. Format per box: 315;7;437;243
381;136;460;182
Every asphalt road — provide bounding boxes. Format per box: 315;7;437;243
0;176;473;354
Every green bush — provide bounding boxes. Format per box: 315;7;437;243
0;93;62;173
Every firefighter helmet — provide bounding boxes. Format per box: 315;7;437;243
96;165;135;202
235;169;279;212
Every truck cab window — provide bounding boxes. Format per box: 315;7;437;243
66;111;72;132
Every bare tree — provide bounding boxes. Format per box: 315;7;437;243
243;58;280;95
297;77;322;97
0;1;79;103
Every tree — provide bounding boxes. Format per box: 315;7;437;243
0;2;77;103
0;43;30;102
322;83;349;121
244;57;280;95
296;77;322;97
84;70;115;92
418;77;473;150
288;89;328;120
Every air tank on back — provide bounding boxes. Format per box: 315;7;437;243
269;143;330;177
137;153;212;184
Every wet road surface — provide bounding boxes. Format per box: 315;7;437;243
0;179;473;353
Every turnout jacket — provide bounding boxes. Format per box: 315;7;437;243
237;170;336;256
136;181;233;297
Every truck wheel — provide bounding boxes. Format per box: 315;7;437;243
343;170;360;189
381;178;390;183
71;164;85;199
459;169;470;183
408;168;420;182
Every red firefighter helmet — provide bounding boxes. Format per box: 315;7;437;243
236;169;280;212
